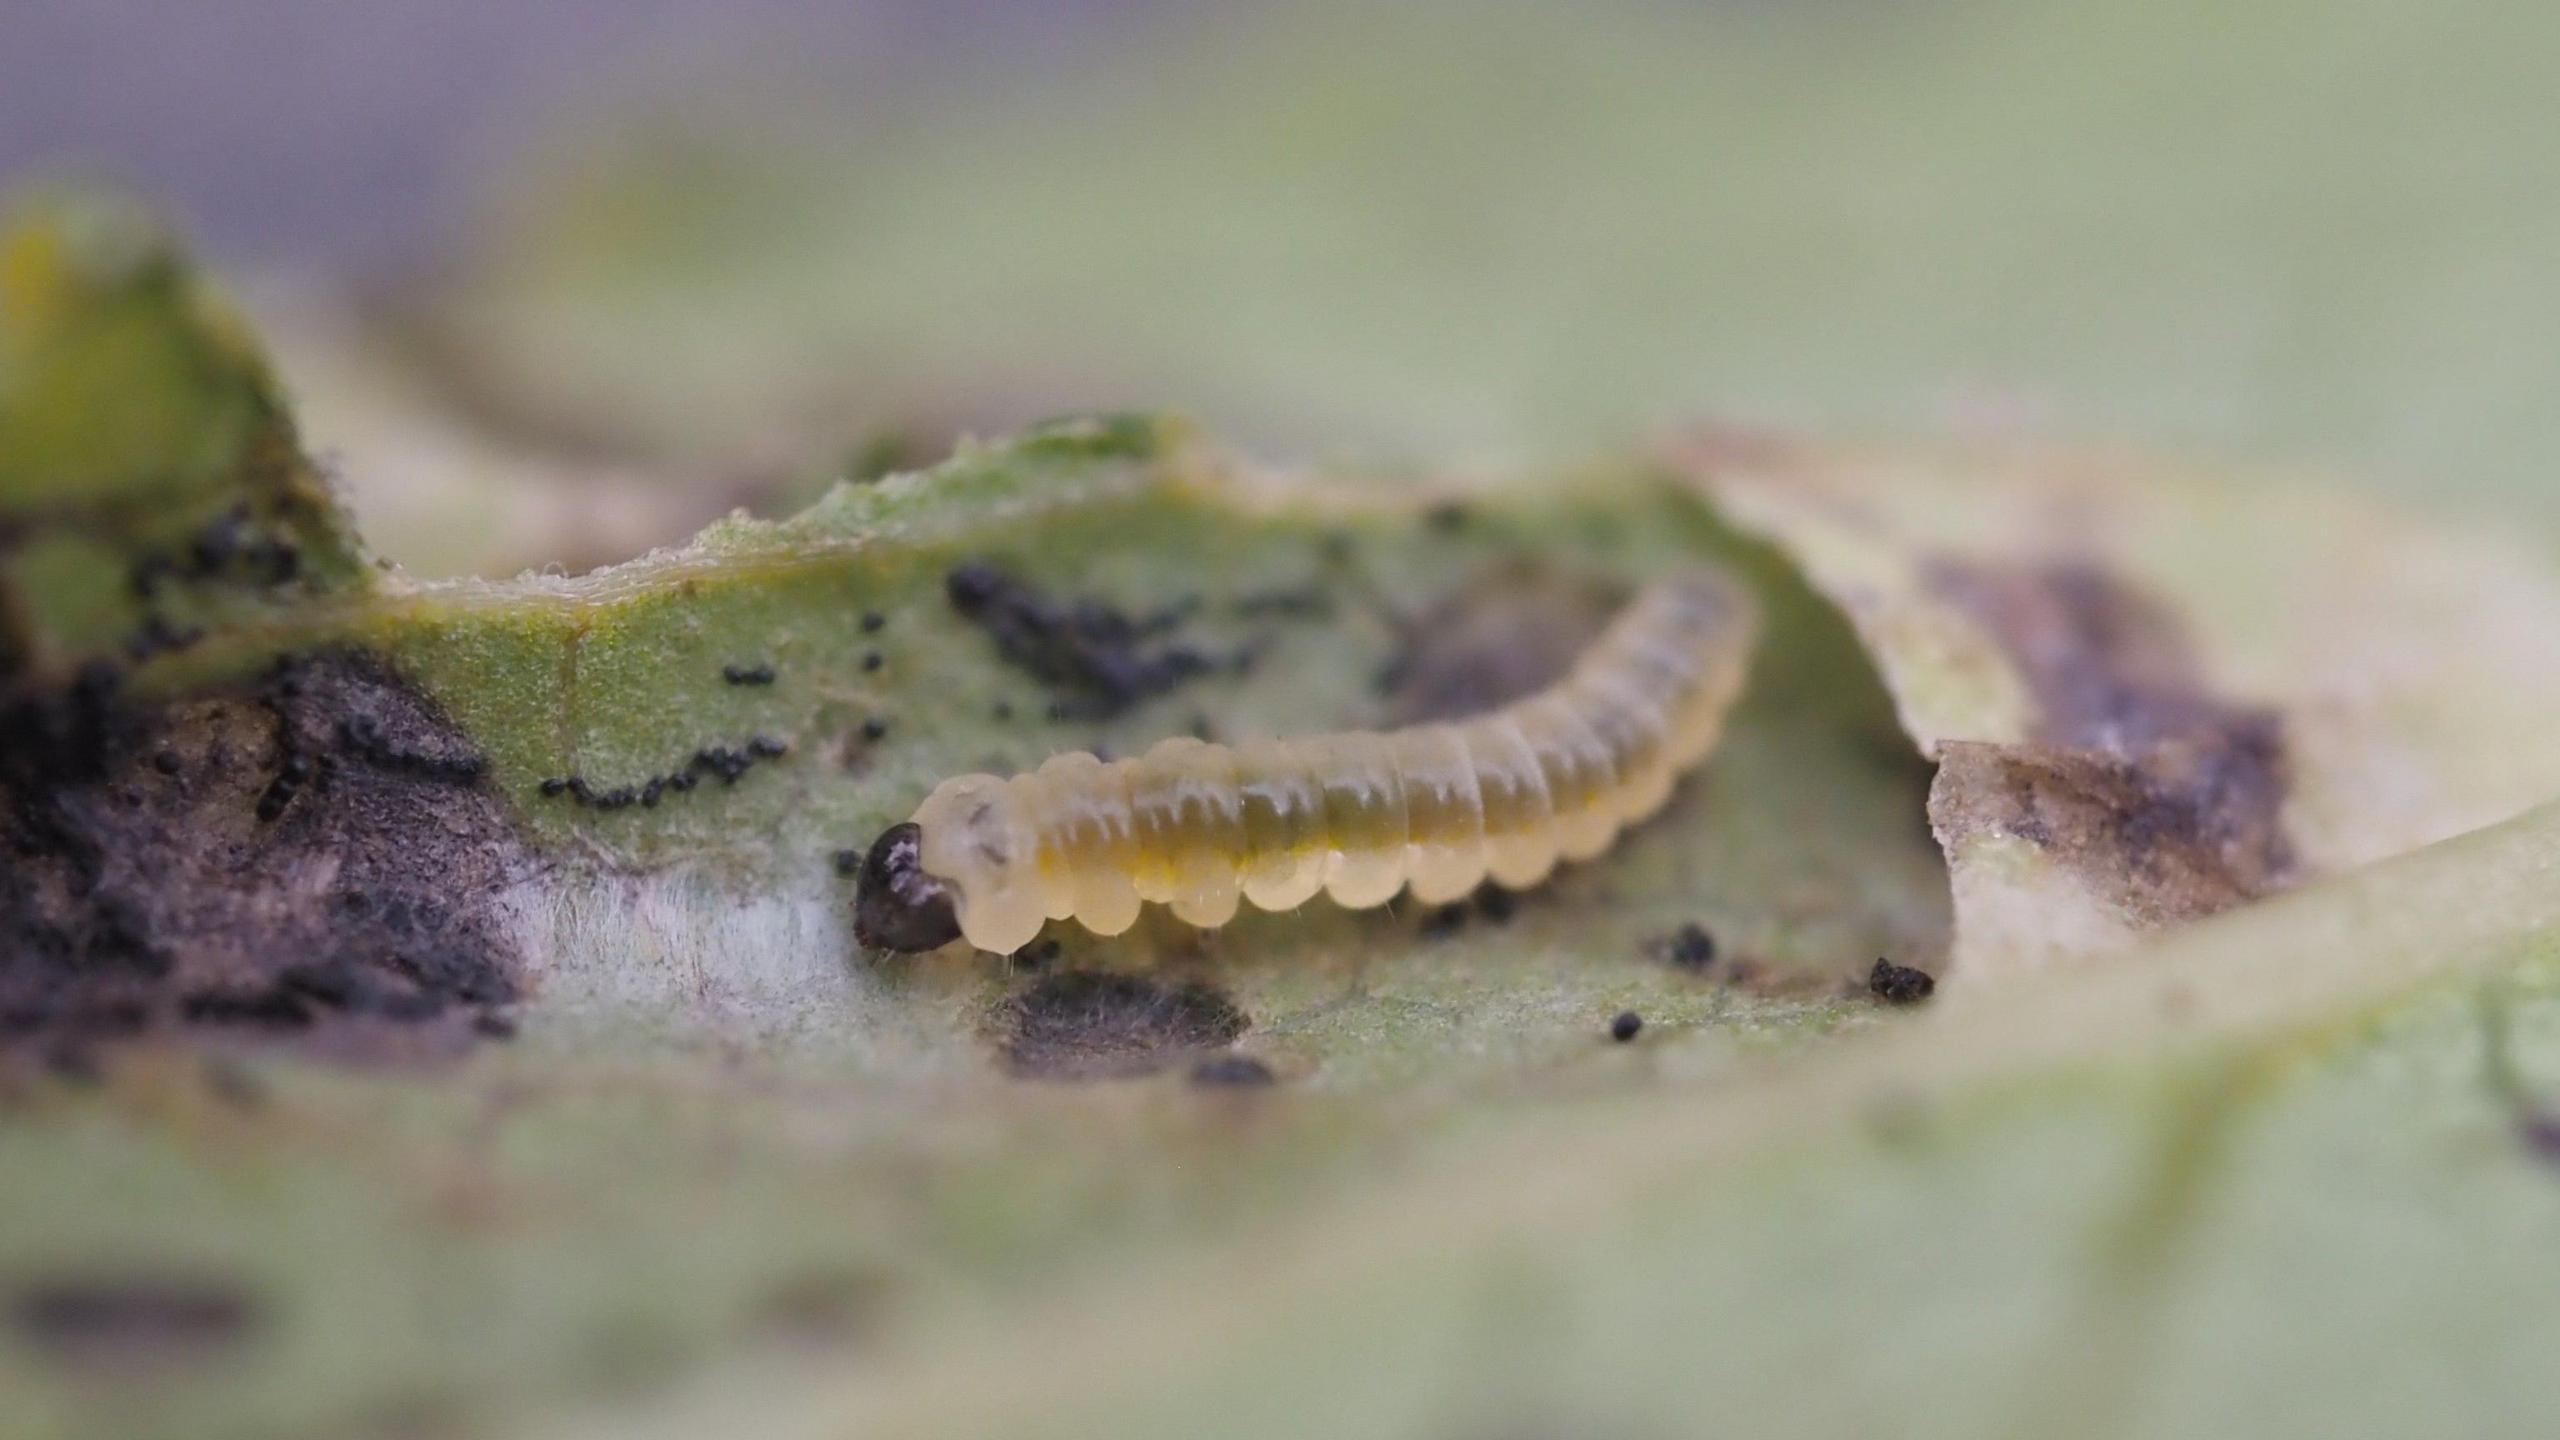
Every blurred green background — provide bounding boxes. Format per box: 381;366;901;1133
16;0;2560;551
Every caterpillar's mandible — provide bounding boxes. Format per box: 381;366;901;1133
855;567;1758;953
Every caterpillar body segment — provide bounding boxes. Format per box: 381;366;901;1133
900;567;1758;953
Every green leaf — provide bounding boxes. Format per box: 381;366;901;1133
546;794;2560;1440
0;192;370;677
16;1;2560;1425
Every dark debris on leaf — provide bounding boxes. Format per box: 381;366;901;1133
1666;922;1716;972
10;1276;261;1372
1868;959;1937;1005
943;559;1231;721
1189;1052;1278;1088
536;732;793;810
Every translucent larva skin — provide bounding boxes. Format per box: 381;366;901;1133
907;567;1758;952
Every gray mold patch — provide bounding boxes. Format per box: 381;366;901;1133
991;969;1249;1081
0;650;530;1065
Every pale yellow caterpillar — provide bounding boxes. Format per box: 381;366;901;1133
855;567;1757;953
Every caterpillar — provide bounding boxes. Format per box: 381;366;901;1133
854;566;1758;953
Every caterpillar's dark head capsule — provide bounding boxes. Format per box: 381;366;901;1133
852;821;963;953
